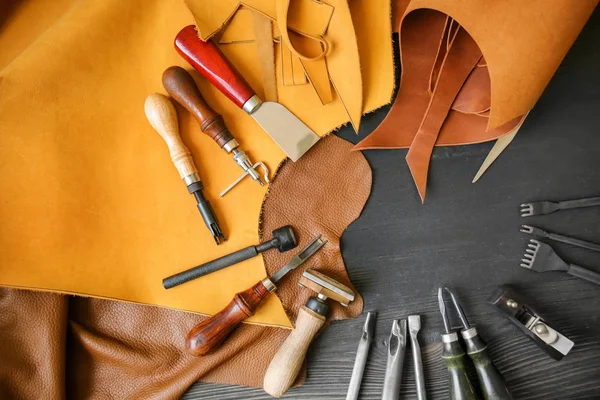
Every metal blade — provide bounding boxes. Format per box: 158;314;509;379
251;102;321;162
270;235;326;284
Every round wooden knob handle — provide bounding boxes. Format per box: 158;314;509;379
162;66;234;149
263;306;326;397
144;93;198;180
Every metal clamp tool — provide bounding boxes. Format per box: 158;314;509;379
488;285;574;360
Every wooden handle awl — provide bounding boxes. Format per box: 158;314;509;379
144;93;198;180
175;25;257;110
162;66;234;149
263;306;326;397
186;280;273;356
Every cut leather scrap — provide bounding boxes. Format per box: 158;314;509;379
0;0;393;327
405;27;483;202
186;0;366;132
252;11;278;101
452;64;491;114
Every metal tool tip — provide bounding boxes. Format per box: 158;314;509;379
408;315;421;333
258;178;265;186
363;312;377;335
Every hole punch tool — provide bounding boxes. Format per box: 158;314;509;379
443;288;514;400
520;196;600;217
382;319;408;400
186;236;326;356
263;270;355;397
162;66;268;195
520;225;600;253
163;225;298;289
488;286;574;360
345;312;377;400
521;239;600;286
144;93;225;244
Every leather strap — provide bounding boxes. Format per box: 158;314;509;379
405;27;482;202
276;0;329;62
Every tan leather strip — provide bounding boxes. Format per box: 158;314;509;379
451;65;491;114
405;27;483;202
252;10;278;101
429;15;451;94
292;49;308;84
275;0;329;62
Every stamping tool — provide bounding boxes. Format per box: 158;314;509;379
408;315;427;400
263;270;355;397
144;93;225;244
186;236;326;356
521;239;600;286
437;288;479;400
345;312;376;400
163;225;297;288
488;286;574;360
382;319;408;400
444;288;513;400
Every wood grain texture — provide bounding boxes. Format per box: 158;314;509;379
184;9;600;399
144;93;198;179
186;280;271;356
162;66;234;149
175;25;256;109
264;306;326;397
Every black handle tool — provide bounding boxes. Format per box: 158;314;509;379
163;225;297;288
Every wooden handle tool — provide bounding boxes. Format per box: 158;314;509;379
263;270;355;397
186;236;327;356
162;66;266;193
144;93;225;244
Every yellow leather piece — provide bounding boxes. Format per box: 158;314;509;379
0;0;394;327
186;0;366;132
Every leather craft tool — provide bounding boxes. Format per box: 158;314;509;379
144;93;225;244
437;288;479;400
163;225;298;289
345;312;376;400
175;25;321;162
162;66;269;195
444;288;513;400
520;196;600;217
382;319;407;400
521;239;600;286
408;315;427;400
263;270;355;397
521;225;600;253
186;236;326;356
488;286;574;360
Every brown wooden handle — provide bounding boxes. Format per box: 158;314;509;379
186;280;272;356
162;66;234;149
144;93;198;180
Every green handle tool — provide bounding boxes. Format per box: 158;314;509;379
438;288;480;400
444;288;514;400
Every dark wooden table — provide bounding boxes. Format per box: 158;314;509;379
184;10;600;400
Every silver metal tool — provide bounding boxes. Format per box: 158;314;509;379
219;161;270;197
521;239;600;285
346;312;376;400
488;285;574;360
521;225;600;253
520;196;600;217
382;319;407;400
408;315;426;400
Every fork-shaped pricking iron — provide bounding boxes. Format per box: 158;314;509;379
520;196;600;217
521;225;600;253
521;239;600;285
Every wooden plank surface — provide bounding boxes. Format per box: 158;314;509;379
184;9;600;400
